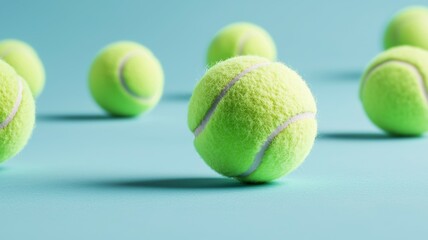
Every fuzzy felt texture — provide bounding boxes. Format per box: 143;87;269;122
188;56;317;183
360;46;428;135
0;39;45;98
89;41;164;117
384;6;428;50
206;22;276;68
0;60;35;163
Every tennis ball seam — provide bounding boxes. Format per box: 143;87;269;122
390;19;413;47
0;46;23;59
361;60;428;103
235;32;254;56
118;51;153;102
193;61;272;135
0;76;23;129
0;48;16;58
235;112;316;178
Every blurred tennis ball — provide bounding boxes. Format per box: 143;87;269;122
384;6;428;50
0;39;45;98
206;22;277;67
89;41;164;117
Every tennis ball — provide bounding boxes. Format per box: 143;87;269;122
0;39;45;98
384;6;428;50
360;46;428;136
188;56;317;183
206;22;276;67
0;59;35;163
89;41;164;117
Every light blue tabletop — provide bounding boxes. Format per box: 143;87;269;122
1;0;427;239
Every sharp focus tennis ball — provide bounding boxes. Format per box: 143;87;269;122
384;6;428;50
0;59;35;163
0;39;45;98
360;46;428;136
206;22;277;67
188;56;317;183
89;41;164;117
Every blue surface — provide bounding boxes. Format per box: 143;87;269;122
1;1;428;239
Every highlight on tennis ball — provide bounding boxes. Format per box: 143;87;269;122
360;46;428;136
384;6;428;50
206;22;277;68
88;41;164;117
188;56;317;183
0;39;46;98
0;59;35;164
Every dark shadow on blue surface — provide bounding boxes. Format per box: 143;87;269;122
37;113;129;121
318;132;417;140
162;92;192;102
88;177;275;190
316;69;362;81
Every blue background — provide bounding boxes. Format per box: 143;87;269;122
1;0;427;239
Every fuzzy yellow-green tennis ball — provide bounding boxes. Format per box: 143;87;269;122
384;6;428;50
188;56;317;183
360;46;428;136
0;59;35;163
0;39;45;98
206;22;277;68
89;41;164;117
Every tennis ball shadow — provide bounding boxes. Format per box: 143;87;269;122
317;132;418;140
89;177;276;190
37;113;129;122
162;92;192;102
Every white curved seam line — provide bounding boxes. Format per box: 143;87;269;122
118;51;152;102
237;112;316;178
363;60;428;104
236;32;253;56
194;62;271;136
0;76;23;130
0;48;17;58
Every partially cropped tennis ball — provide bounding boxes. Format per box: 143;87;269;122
0;39;45;98
0;59;35;163
89;41;164;117
360;46;428;136
206;22;276;67
384;6;428;50
188;56;317;183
